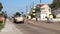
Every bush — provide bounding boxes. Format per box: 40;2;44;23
53;14;56;18
0;21;4;30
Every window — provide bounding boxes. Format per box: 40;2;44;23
40;8;45;10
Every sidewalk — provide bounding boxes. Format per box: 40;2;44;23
0;19;23;34
34;22;60;31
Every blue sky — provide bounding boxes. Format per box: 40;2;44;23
0;0;53;16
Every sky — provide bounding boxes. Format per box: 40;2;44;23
0;0;53;16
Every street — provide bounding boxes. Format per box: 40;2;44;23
15;23;60;34
0;18;60;34
0;0;60;34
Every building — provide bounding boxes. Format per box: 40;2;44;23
36;4;51;20
52;10;60;18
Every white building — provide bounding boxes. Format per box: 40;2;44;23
36;4;51;20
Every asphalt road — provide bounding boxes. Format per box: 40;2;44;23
9;18;60;34
15;23;60;34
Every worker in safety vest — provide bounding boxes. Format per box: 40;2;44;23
49;14;53;22
47;14;53;23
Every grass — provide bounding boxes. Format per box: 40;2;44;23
0;21;4;31
0;19;6;31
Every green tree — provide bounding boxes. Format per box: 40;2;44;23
0;11;7;18
0;3;3;11
50;2;60;9
14;12;21;17
4;11;7;18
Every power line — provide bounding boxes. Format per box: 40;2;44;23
30;3;31;10
32;1;34;8
26;5;28;13
40;0;41;3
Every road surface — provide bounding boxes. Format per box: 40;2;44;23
15;23;60;34
9;18;60;34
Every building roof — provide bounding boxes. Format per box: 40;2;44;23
36;4;50;8
36;4;44;8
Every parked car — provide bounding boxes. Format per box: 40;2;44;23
14;16;24;23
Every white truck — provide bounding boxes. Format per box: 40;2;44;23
14;16;24;23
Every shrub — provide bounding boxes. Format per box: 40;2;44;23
0;21;4;30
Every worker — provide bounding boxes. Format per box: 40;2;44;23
47;15;50;23
48;14;53;23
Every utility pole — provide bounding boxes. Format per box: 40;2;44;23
30;3;31;11
32;1;34;8
26;5;28;13
40;0;41;3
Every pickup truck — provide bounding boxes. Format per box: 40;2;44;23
14;16;24;23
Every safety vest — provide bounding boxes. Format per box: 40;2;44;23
49;15;53;18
